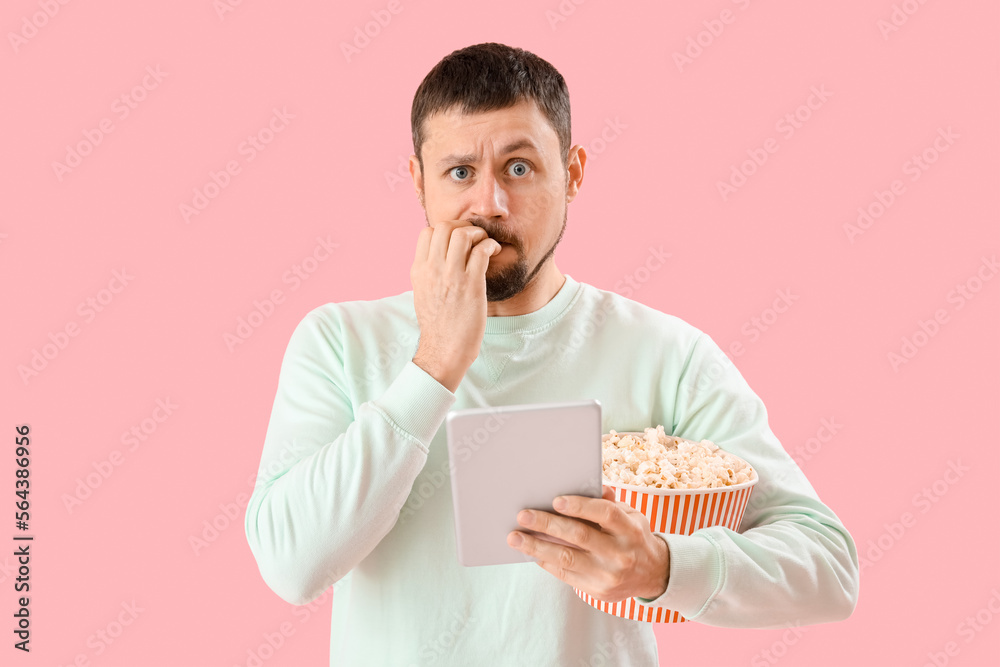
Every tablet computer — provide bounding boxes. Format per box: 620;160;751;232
445;398;603;567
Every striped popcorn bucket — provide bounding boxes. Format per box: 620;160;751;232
574;433;758;623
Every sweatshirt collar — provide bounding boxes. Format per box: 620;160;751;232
483;273;581;335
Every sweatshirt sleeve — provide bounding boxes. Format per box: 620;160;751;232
632;331;860;628
244;307;457;605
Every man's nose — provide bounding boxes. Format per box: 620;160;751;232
468;170;508;220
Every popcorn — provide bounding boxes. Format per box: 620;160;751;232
602;425;754;489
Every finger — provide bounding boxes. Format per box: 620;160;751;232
446;224;490;271
507;529;595;576
519;509;613;553
553;495;629;535
602;485;616;501
466;235;501;277
428;219;465;263
413;226;432;265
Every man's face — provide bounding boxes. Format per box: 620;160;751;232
411;99;578;301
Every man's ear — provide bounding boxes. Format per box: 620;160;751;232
409;155;424;207
565;144;586;203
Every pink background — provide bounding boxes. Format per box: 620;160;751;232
2;1;998;665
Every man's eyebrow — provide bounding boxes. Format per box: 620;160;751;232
435;139;541;169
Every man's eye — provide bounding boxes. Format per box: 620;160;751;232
449;166;470;181
509;161;531;177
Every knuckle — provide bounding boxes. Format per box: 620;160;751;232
604;504;620;525
459;227;483;242
558;548;575;570
615;550;637;572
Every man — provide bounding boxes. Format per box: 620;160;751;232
245;42;859;666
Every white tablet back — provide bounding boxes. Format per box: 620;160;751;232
445;399;603;567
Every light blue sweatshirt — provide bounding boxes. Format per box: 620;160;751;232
244;273;860;666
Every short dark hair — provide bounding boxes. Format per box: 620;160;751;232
410;42;572;174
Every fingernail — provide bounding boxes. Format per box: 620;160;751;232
509;533;523;547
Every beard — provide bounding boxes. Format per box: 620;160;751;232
484;205;567;302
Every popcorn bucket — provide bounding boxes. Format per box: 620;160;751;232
574;432;759;623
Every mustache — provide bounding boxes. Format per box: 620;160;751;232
469;219;516;246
